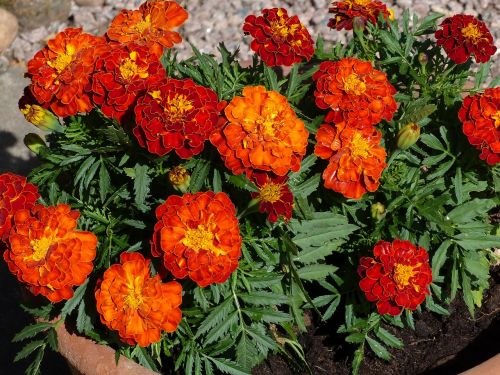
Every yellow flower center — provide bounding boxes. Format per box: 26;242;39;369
48;44;76;74
259;183;283;203
124;277;144;310
349;131;371;159
270;9;300;39
492;110;500;129
30;236;53;262
133;14;151;34
343;73;367;96
461;23;484;44
182;225;227;256
256;111;284;140
393;263;418;288
21;105;45;126
119;51;149;81
349;0;371;7
165;94;194;122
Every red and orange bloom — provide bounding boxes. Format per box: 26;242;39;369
250;172;293;222
435;15;496;64
358;239;432;316
313;58;397;128
328;0;393;31
106;1;188;57
3;204;97;303
133;78;225;158
243;8;314;67
26;28;105;118
95;252;182;347
151;192;242;287
315;121;386;199
210;86;309;177
89;43;164;123
0;173;39;244
458;87;500;165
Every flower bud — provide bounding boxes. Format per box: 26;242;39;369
353;16;366;32
20;104;63;132
397;123;420;150
24;133;47;155
168;166;190;193
418;52;428;66
387;8;395;21
371;202;386;221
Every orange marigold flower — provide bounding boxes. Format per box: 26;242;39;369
151;192;242;287
458;87;500;165
133;78;225;158
328;0;393;31
95;252;182;347
435;14;496;64
106;1;188;57
3;204;97;303
243;8;314;67
0;173;39;244
26;28;105;118
358;239;432;316
313;58;397;128
315;121;387;199
88;42;164;123
210;86;309;177
250;172;293;222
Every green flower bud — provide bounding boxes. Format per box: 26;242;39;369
168;166;190;193
371;202;386;221
397;123;420;150
418;52;428;66
20;104;63;132
24;133;47;155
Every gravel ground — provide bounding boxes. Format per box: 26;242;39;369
2;0;499;68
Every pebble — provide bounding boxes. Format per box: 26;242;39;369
75;0;104;6
0;8;18;52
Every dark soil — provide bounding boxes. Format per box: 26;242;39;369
254;268;500;375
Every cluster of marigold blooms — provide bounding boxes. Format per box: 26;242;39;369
4;0;498;350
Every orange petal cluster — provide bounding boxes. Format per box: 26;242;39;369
328;0;393;31
106;1;188;57
151;192;242;287
243;8;314;67
315;121;386;199
26;28;105;117
0;173;39;244
3;204;97;302
95;252;182;347
358;240;432;316
458;87;500;165
313;58;397;128
210;86;309;177
250;172;294;222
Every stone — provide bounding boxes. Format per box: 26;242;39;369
0;8;18;52
0;0;71;30
75;0;105;6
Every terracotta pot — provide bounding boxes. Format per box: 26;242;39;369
460;354;500;375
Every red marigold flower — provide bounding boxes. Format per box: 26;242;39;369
151;192;242;287
435;14;496;64
0;173;39;244
95;252;182;347
88;42;164;123
243;8;314;67
313;58;397;128
3;204;97;303
133;78;225;158
458;87;500;165
106;1;188;57
314;121;387;199
358;239;432;316
250;172;293;222
210;86;309;177
328;0;393;31
26;28;105;117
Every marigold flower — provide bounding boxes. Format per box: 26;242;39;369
250;172;293;222
133;78;225;158
313;58;397;128
95;252;182;347
106;1;188;57
315;121;387;199
435;14;496;64
358;239;432;316
26;28;105;118
88;43;164;123
328;0;393;31
210;86;309;177
458;87;499;165
3;204;97;303
243;8;314;67
0;173;39;244
151;192;242;287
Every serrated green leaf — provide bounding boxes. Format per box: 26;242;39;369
99;162;111;203
12;322;54;343
447;199;495;223
376;327;403;349
352;345;364;375
189;160;210;193
454;234;500;250
431;240;451;277
296;264;338;281
420;134;445;151
47;329;58;351
239;292;289;305
206;356;250;375
346;333;365;344
133;163;151;210
461;270;475;317
196;298;233;338
61;279;88;319
14;340;45;362
366;336;391;360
